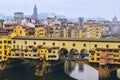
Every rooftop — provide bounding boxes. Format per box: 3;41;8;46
12;36;120;42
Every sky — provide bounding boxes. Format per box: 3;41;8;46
0;0;120;20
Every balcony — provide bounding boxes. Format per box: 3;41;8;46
11;49;20;52
107;59;114;64
107;54;114;59
99;59;106;65
100;53;107;58
107;52;114;55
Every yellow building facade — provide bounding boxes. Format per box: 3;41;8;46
10;25;27;38
84;22;102;38
0;37;12;61
1;35;120;65
35;27;46;37
89;48;120;65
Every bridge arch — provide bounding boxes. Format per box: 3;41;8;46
69;48;79;58
80;49;88;59
59;48;68;57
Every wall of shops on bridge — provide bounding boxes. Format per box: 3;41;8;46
12;38;120;54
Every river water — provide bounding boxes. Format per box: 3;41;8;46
0;61;119;80
64;61;98;80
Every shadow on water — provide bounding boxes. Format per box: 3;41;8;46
0;64;75;80
1;60;119;80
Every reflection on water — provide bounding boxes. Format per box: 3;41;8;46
65;61;99;80
0;64;75;80
2;60;119;80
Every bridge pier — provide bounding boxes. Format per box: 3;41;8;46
35;60;64;76
98;64;120;79
35;60;47;76
0;61;7;70
99;66;110;79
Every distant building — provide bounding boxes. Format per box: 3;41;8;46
84;20;102;38
10;25;27;38
112;15;120;26
112;15;118;22
35;25;46;37
78;17;84;29
0;20;4;30
31;4;38;19
14;12;24;24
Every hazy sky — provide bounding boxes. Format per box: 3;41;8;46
0;0;120;20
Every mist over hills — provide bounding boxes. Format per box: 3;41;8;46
0;13;108;22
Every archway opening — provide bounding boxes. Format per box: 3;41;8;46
70;48;79;58
59;48;68;58
80;49;88;59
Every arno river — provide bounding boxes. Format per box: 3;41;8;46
0;61;119;80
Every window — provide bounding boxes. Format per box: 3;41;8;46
0;51;2;54
4;56;6;59
25;41;27;44
91;53;94;55
114;50;119;53
13;45;15;49
48;49;52;53
91;58;94;60
33;48;37;52
8;53;11;56
43;42;46;45
63;43;65;46
26;46;28;49
15;54;19;56
53;51;55;53
73;43;76;47
106;45;109;48
17;45;19;49
4;45;6;49
4;50;7;55
83;44;86;47
0;56;2;59
21;46;23;49
97;54;100;56
109;50;113;52
34;42;36;45
33;54;37;57
13;41;16;44
102;50;106;52
21;54;24;56
97;58;99;61
0;46;2;49
25;54;28;56
8;41;11;44
94;44;97;48
118;45;120;48
53;42;55;46
4;41;7;43
96;28;99;30
0;41;2;44
20;31;22;34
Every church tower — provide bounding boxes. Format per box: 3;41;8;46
33;4;38;19
112;15;118;22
